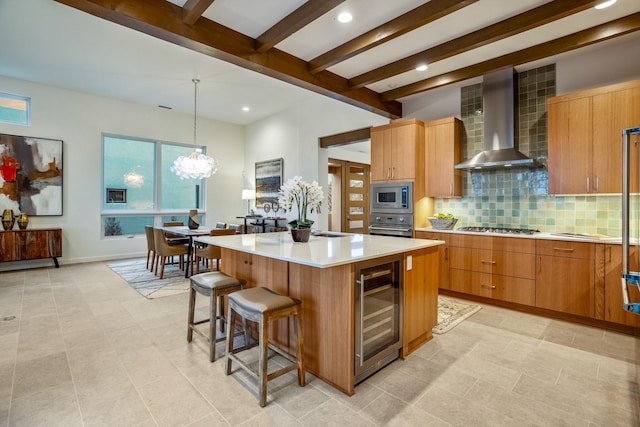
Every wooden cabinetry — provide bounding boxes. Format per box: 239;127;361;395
535;240;595;317
370;119;425;186
403;247;439;357
448;234;535;305
548;80;640;194
0;228;62;267
599;244;640;327
424;117;463;198
415;230;449;290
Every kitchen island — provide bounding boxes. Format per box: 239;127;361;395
195;231;443;395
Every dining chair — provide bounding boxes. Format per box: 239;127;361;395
194;228;236;273
153;227;189;279
228;223;243;234
144;225;157;271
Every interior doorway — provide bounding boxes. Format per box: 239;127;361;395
328;159;370;234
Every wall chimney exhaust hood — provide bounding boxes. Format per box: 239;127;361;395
455;69;542;170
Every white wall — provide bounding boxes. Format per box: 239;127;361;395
244;96;388;230
0;76;244;268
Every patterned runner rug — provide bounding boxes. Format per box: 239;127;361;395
432;296;482;334
108;258;191;299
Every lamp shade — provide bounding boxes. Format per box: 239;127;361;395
241;189;255;200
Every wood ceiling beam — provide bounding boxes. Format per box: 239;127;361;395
350;0;603;89
382;12;640;101
319;127;371;148
182;0;215;26
255;0;345;53
53;0;402;119
308;0;477;74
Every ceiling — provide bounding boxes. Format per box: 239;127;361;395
1;0;639;126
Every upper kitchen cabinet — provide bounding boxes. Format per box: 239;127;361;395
424;117;463;198
371;119;425;184
548;79;640;195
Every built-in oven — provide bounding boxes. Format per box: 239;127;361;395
354;254;403;384
370;182;412;214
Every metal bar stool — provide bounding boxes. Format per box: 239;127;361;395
225;287;305;407
187;272;246;362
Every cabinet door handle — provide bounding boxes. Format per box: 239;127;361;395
481;260;496;265
553;247;574;252
481;284;496;290
392;167;395;179
444;247;448;261
596;176;599;193
450;183;453;196
586;176;590;193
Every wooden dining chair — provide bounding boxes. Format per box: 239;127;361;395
194;228;236;273
153;227;189;279
228;223;243;234
144;225;157;271
163;221;189;244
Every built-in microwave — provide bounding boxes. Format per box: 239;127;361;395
370;182;413;214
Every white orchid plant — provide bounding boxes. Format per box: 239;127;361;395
278;176;324;229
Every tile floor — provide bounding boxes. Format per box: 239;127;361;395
0;261;638;426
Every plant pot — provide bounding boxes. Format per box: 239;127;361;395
291;228;311;243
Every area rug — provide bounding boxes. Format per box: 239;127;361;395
108;258;191;299
432;296;482;334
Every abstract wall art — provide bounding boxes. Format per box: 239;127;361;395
255;158;283;206
0;133;63;216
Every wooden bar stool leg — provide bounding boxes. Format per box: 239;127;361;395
259;316;269;407
225;303;234;375
295;312;305;386
187;285;196;342
209;291;217;362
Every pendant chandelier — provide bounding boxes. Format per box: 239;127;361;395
170;78;219;180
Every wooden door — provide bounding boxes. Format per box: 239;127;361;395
548;97;593;194
343;162;369;234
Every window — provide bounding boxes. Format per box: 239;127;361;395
0;92;30;126
102;135;206;237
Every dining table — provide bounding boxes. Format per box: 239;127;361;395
160;226;212;278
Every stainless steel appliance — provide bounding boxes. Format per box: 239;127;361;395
354;254;403;384
457;226;539;235
370;182;412;214
369;214;413;237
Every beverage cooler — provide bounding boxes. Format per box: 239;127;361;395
354;254;403;384
622;127;640;314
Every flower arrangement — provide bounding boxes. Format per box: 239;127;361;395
278;176;324;229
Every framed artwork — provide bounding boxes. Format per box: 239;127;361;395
0;133;63;216
255;158;283;206
106;188;127;204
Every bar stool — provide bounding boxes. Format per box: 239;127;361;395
225;287;305;407
187;272;246;362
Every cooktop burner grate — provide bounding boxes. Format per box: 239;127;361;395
457;226;540;235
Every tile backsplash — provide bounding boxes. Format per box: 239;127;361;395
434;64;624;237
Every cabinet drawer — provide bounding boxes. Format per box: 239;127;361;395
473;249;535;279
450;269;535;305
536;240;595;259
449;234;535;253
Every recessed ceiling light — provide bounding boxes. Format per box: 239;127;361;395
415;64;428;72
242;106;250;112
595;0;616;9
337;12;352;23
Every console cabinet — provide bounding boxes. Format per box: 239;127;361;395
0;228;62;267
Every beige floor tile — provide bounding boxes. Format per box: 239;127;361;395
188;412;232;427
362;392;451;427
137;373;214;427
11;352;72;400
8;382;82;427
118;346;179;387
77;385;152;427
298;399;372;427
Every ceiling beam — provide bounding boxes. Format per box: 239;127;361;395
319;127;371;148
255;0;345;53
308;0;477;74
182;0;215;26
53;0;403;119
382;12;640;101
350;0;603;89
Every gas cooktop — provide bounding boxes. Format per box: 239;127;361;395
457;226;540;235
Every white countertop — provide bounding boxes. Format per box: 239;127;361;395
414;227;624;243
196;231;443;268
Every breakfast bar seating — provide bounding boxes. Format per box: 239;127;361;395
225;286;305;407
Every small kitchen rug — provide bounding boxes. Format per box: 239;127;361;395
108;258;190;299
432;296;482;334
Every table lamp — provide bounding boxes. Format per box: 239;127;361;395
241;189;255;215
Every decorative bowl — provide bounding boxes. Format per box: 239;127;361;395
428;217;458;230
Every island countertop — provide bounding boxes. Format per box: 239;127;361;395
195;231;443;268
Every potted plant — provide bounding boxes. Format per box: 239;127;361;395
278;176;324;242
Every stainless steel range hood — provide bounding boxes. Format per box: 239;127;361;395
455;69;542;170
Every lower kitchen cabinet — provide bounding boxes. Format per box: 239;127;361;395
601;244;640;327
449;234;535;305
415;231;449;289
535;240;596;317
